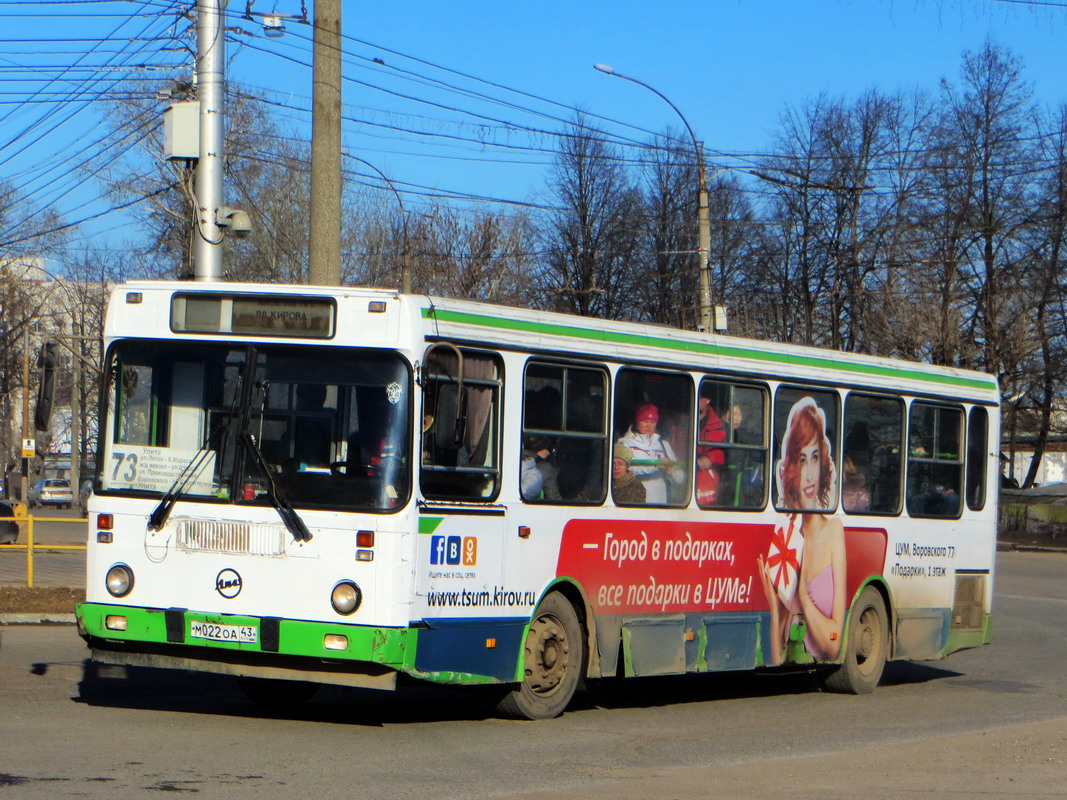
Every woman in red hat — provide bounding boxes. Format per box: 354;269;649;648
616;403;684;503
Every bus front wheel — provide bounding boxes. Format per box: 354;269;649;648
497;592;584;720
823;585;888;695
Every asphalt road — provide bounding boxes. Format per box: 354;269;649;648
0;550;1064;799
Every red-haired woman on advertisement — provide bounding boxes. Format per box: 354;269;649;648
757;397;846;665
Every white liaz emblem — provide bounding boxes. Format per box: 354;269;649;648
386;381;402;404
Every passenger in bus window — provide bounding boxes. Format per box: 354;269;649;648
842;422;871;513
842;465;871;512
421;387;466;467
696;395;726;470
421;410;435;463
611;443;645;505
695;394;725;504
521;435;561;501
617;403;684;504
731;401;759;444
933;483;960;515
758;396;846;665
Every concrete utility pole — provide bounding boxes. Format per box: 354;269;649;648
20;329;29;504
193;0;227;281
308;0;342;286
695;150;713;332
594;64;715;331
69;323;81;500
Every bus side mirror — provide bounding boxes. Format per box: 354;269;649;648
33;341;58;432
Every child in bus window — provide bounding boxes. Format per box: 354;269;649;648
842;463;871;512
611;443;645;505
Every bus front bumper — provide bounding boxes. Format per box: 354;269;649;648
77;602;411;691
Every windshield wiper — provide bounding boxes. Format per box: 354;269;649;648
147;442;218;532
241;432;313;542
148;358;246;532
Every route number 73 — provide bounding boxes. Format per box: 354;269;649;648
111;451;139;483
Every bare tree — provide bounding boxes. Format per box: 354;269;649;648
51;247;126;477
1001;104;1067;487
863;91;938;361
227;133;312;284
933;40;1035;374
707;173;760;330
538;114;643;318
401;204;533;304
638;135;697;327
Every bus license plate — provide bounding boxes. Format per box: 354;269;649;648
190;621;257;643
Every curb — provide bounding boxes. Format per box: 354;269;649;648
0;613;77;625
2;545;1064;625
996;541;1067;553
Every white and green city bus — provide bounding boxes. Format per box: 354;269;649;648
76;281;999;718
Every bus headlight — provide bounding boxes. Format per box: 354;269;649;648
105;564;134;598
331;581;362;615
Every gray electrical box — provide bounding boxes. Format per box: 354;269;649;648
163;101;200;160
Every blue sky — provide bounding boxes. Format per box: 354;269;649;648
349;0;1067;201
3;0;1067;260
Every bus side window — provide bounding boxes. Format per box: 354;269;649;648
522;362;607;504
613;368;692;507
843;394;904;515
966;407;989;511
695;379;767;510
906;403;963;518
420;347;502;501
772;387;840;514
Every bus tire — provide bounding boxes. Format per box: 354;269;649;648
496;592;584;720
236;676;318;710
823;585;888;695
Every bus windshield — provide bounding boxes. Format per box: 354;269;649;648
99;340;411;513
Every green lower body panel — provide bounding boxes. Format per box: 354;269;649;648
77;602;412;691
944;613;993;655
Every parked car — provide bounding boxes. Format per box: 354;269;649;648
0;501;17;544
28;478;74;509
79;479;94;516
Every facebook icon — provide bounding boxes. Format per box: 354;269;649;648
430;535;462;565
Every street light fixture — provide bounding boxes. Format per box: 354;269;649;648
350;156;411;294
594;63;716;331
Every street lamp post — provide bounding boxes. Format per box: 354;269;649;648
351;157;411;293
594;63;714;332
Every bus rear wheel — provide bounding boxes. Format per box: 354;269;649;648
496;592;584;720
823;585;888;695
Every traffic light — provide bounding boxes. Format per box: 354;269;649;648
33;341;57;432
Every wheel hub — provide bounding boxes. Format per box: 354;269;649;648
856;608;880;671
524;613;570;695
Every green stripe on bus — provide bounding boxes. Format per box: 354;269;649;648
422;307;998;392
418;517;444;534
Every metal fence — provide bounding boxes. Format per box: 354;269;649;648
0;513;87;588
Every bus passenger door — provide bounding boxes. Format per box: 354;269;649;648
412;506;521;681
